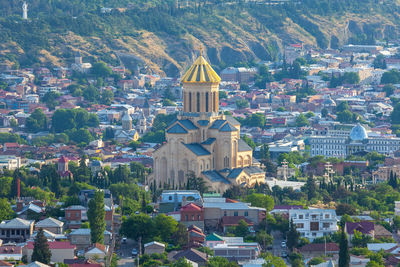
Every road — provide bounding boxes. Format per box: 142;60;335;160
271;230;291;266
117;238;138;267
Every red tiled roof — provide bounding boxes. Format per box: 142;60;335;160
4;143;19;148
0;260;13;266
299;243;339;253
26;241;76;250
181;203;203;212
221;216;254;226
0;246;22;254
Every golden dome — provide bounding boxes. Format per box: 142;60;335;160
181;55;221;84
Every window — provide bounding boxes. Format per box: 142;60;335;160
76;212;79;217
189;92;192;112
323;223;330;228
197;92;200;112
169;196;172;201
296;223;304;229
324;214;330;219
299;215;304;219
67;213;71;218
234;212;238;216
244;211;248;217
192;215;194;221
198;215;201;220
206;92;209;112
185;215;188;221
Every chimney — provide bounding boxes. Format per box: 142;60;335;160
16;200;24;212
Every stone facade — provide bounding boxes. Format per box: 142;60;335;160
149;54;265;191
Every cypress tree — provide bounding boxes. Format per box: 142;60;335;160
339;226;350;267
287;218;299;252
88;190;106;244
31;228;52;264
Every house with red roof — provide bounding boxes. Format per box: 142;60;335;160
24;241;76;263
180;203;204;230
345;221;375;240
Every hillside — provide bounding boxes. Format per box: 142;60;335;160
1;0;400;76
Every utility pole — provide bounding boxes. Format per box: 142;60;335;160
137;236;141;267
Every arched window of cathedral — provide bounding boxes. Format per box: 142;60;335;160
205;92;209;112
197;92;200;112
189;92;192;112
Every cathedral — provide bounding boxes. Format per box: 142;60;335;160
149;53;265;192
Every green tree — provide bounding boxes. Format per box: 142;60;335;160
92;61;112;77
120;214;154;242
256;230;273;250
42;91;60;110
337;110;355;123
235;219;250;237
336;203;356;216
321;108;328;117
295;114;310;127
100;89;114;105
391;103;400;124
383;84;395;96
381;69;400;84
207;256;239;267
287;219;299;252
26;108;48;133
351;230;373;248
88;191;106;244
0;198;14;221
263;252;286;267
339;227;350;267
154;214;178;242
242;135;256;150
373;54;387;69
235;99;249;109
246;193;274;211
31;228;52;264
173;223;188;247
172;257;193;267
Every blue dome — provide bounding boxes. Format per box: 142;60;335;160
349;124;368;141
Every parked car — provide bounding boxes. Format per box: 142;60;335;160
281;241;286;248
132;248;138;257
281;251;287;257
122;237;127;244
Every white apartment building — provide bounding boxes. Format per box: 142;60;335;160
289;209;338;241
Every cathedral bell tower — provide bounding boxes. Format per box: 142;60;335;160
181;51;221;116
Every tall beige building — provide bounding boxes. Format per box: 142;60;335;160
149;53;265;193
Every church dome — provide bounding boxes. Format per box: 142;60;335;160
349;124;368;141
181;54;221;84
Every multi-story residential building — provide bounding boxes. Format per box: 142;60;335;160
0;218;34;242
180;203;204;230
203;198;266;230
65;205;87;229
289;209;338;241
0;155;21;170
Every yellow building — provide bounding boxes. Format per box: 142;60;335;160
148;53;265;193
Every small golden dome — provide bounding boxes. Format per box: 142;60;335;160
181;55;221;84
